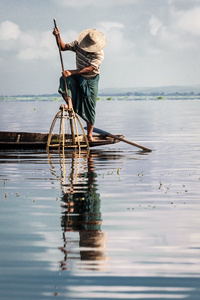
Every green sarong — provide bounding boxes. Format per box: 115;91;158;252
58;74;99;125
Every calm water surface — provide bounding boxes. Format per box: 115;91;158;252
0;99;200;299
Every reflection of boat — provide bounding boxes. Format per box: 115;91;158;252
0;131;124;149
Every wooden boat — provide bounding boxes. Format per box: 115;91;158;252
0;131;124;150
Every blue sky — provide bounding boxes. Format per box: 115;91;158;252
0;0;200;95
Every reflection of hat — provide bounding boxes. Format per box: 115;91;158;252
77;29;106;53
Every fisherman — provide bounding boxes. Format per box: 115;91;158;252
53;27;106;141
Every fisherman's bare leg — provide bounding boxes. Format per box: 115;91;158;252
87;122;94;141
60;94;73;110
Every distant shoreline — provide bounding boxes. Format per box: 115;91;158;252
1;84;200;98
1;94;200;101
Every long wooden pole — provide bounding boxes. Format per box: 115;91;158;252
53;18;68;96
93;127;152;152
53;19;76;145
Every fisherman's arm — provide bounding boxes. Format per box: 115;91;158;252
62;66;94;77
52;27;68;51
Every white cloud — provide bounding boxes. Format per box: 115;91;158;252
0;21;21;41
175;7;200;36
149;5;200;50
53;0;138;7
17;31;56;61
0;21;57;61
97;21;124;32
17;47;38;60
168;0;200;5
149;16;163;36
159;26;184;49
19;32;36;47
0;19;131;63
96;21;134;55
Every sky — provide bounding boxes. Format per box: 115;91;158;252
0;0;200;95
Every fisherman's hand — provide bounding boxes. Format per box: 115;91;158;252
62;70;72;77
53;27;60;36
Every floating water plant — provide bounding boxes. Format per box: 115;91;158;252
117;168;121;175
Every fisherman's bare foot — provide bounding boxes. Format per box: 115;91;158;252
86;122;94;142
87;135;94;142
60;104;68;110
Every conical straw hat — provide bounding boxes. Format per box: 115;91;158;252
77;29;106;53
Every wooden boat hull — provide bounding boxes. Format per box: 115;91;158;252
0;131;124;150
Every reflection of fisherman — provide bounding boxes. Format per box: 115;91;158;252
60;154;107;269
61;168;101;231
